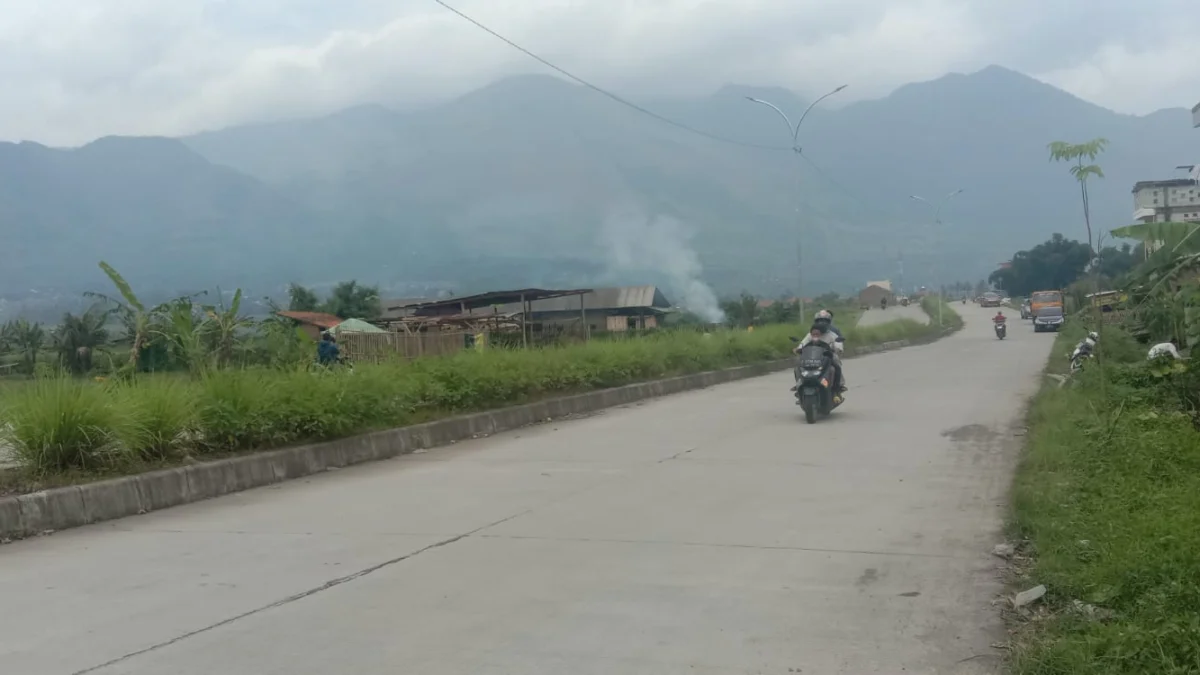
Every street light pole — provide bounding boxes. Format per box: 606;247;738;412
909;189;964;326
746;84;848;324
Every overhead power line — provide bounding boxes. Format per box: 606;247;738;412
431;0;789;152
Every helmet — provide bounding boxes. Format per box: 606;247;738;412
1088;331;1099;342
812;317;831;332
814;309;833;321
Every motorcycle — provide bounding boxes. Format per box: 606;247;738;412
994;320;1007;340
1069;339;1094;373
790;336;844;424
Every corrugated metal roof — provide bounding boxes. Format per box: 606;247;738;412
379;298;430;320
276;311;342;328
487;286;671;314
393;288;592;315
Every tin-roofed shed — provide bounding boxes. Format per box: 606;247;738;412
495;286;673;333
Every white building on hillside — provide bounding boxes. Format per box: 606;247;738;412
1131;165;1200;257
1132;166;1200;225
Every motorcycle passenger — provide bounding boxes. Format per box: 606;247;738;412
794;316;846;391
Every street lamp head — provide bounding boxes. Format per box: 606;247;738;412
834;85;848;93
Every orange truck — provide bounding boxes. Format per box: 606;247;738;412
1029;290;1064;318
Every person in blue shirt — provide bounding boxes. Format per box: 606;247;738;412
317;331;340;365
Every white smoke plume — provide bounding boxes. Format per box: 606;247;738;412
598;209;725;324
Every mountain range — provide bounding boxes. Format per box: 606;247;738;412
2;64;1198;313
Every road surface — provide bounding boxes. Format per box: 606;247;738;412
1;307;1054;675
856;303;931;327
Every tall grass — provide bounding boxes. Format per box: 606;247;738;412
113;376;198;460
1;311;953;478
1011;323;1200;674
1;378;128;473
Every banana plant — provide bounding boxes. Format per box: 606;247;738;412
203;288;251;369
86;262;205;373
84;262;153;372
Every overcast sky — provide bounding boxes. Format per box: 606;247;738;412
2;0;1196;146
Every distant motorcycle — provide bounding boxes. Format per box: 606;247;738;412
994;320;1007;340
790;335;844;424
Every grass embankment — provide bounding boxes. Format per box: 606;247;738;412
0;306;954;495
1011;320;1200;674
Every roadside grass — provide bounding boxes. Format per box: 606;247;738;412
0;306;956;494
922;295;965;332
1010;320;1200;674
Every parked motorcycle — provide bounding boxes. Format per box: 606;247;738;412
790;336;844;424
994;320;1007;340
1069;339;1094;373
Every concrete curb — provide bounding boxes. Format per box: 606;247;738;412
0;326;957;540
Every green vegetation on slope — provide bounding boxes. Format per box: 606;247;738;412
1011;320;1200;674
0;305;955;494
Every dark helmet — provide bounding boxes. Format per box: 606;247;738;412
812;317;831;332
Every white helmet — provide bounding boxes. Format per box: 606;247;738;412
1088;331;1099;342
814;309;833;321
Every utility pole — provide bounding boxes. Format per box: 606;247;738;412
909;189;964;326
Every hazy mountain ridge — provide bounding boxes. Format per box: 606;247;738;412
1;65;1197;306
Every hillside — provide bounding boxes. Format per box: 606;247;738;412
185;65;1200;292
0;137;320;292
2;65;1198;303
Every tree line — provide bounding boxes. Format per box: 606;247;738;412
0;264;385;377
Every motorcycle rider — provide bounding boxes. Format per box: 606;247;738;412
317;331;341;365
816;309;843;341
794;314;846;391
992;310;1007;324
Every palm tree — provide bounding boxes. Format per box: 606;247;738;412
55;306;111;374
9;319;46;372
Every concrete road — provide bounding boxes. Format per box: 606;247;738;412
856;303;931;327
1;307;1054;675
